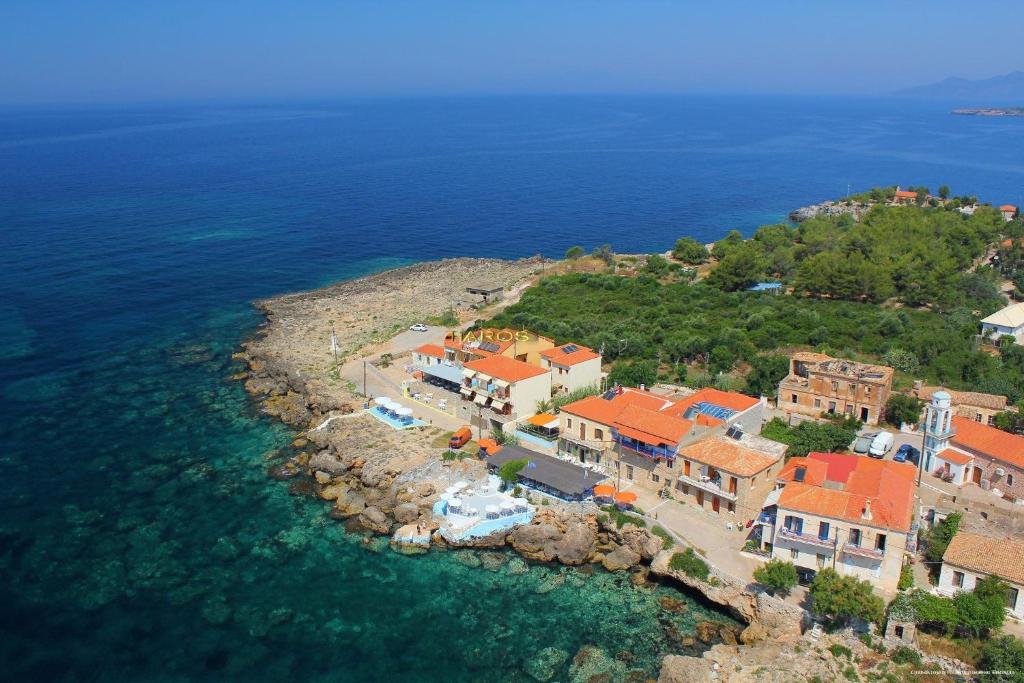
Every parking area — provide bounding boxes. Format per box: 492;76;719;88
851;426;924;463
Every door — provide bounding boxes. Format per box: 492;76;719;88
860;407;869;422
696;490;704;507
579;423;585;439
973;467;982;485
712;496;720;513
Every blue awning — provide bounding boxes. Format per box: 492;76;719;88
417;362;464;384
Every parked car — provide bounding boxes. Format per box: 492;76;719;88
894;443;920;465
409;323;429;332
868;431;894;458
853;433;877;454
449;426;472;449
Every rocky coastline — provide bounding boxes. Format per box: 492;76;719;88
235;256;817;678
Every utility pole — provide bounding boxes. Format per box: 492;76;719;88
616;437;623;493
918;403;929;488
362;360;367;397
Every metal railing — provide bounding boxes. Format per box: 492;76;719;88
777;526;836;550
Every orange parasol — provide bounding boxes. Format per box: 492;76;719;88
593;484;615;497
613;491;638;504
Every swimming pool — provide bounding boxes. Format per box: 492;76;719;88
367;406;426;429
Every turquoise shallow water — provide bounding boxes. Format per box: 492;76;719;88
3;95;1023;681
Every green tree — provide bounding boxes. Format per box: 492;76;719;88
924;512;961;566
978;635;1024;683
753;559;799;596
608;360;658;388
378;352;394;368
592;244;615;266
706;241;767;291
744;354;789;397
993;409;1024;435
810;568;885;626
672;237;708;264
881;347;919;374
565;245;584;260
643;254;670;276
958;575;1008;636
938;185;950;200
498;458;528;488
885;394;924;427
785;421;858;457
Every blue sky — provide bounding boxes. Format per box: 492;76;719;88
0;0;1020;104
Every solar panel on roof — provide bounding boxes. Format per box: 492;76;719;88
479;342;500;353
725;426;743;440
694;402;737;420
794;466;807;483
562;344;579;353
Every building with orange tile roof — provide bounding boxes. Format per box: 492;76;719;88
914;384;1011;426
461;355;552;426
674;435;786;519
556;384;768;500
768;452;917;592
777;352;893;425
540;343;603;394
1000;204;1019;222
938;530;1024;617
443;328;555;365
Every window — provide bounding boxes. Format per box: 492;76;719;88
625;465;634;480
791;394;798;404
1008;587;1020;610
818;521;830;540
849;528;862;546
988;415;995;426
729;476;737;494
814;399;821;409
1009;474;1015;487
844;405;854;415
727;501;735;513
567;418;572;429
875;533;886;551
849;383;857;394
831;381;839;392
953;571;964;588
651;473;660;483
816;554;827;569
829;401;837;412
976;413;983;423
784;516;803;534
790;548;799;560
684;460;691;477
594;428;603;440
865;386;872;397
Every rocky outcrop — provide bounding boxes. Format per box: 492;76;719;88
789;200;871;223
358;506;392;534
510;522;564;562
649;550;805;644
554;520;596;565
601;544;641;572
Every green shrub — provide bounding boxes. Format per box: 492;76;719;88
600;505;646;529
668;548;710;581
650;525;674;550
890;647;921;666
829;644;853;660
753;559;799;596
897;563;914;591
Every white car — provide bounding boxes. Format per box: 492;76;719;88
868;431;894;458
409;324;429;332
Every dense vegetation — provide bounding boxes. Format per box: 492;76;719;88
896;579;1007;639
809;568;885;626
490;269;1024;400
761;417;858;457
752;559;798;596
705;203;1007;308
668;548;710;581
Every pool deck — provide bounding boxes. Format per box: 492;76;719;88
366;406;426;430
435;477;535;542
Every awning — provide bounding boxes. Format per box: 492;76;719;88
474;395;490;406
492;379;510;389
528;413;559;429
459;387;473;397
761;487;782;509
462;368;477;379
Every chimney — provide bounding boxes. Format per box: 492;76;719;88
640;384;646;392
862;499;873;521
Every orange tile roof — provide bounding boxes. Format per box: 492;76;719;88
444;328;520;356
559;387;673;425
777;453;916;532
668;387;760;416
943;531;1024;585
894;190;918;199
614;404;692;446
414;343;444;359
951;416;1024;470
1001;205;1018;212
936;448;972;466
464;355;549;383
677;436;781;477
541;343;601;367
777;457;829;487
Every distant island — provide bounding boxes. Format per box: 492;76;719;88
894;69;1024;101
953;107;1024;117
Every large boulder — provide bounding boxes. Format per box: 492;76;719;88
601;544;641;572
554;521;596;566
358;506;391;534
510;523;563;562
308;450;348;475
393;502;421;524
618;526;665;561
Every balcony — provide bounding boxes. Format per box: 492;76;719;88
677;472;737;501
618;436;676;461
777;526;836;550
560;432;607;452
842;543;884;562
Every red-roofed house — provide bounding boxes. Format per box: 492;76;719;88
891;188;921;205
921;391;1024;499
768;452;917;592
1001;205;1019;222
461;355;552;427
540;343;603;394
557;385;770;499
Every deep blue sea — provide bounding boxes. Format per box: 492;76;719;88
2;96;1023;682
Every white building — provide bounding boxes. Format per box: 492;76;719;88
540;343;602;394
938;530;1024;620
981;303;1024;344
461;355;552;429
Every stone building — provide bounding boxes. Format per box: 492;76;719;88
777;352;893;425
